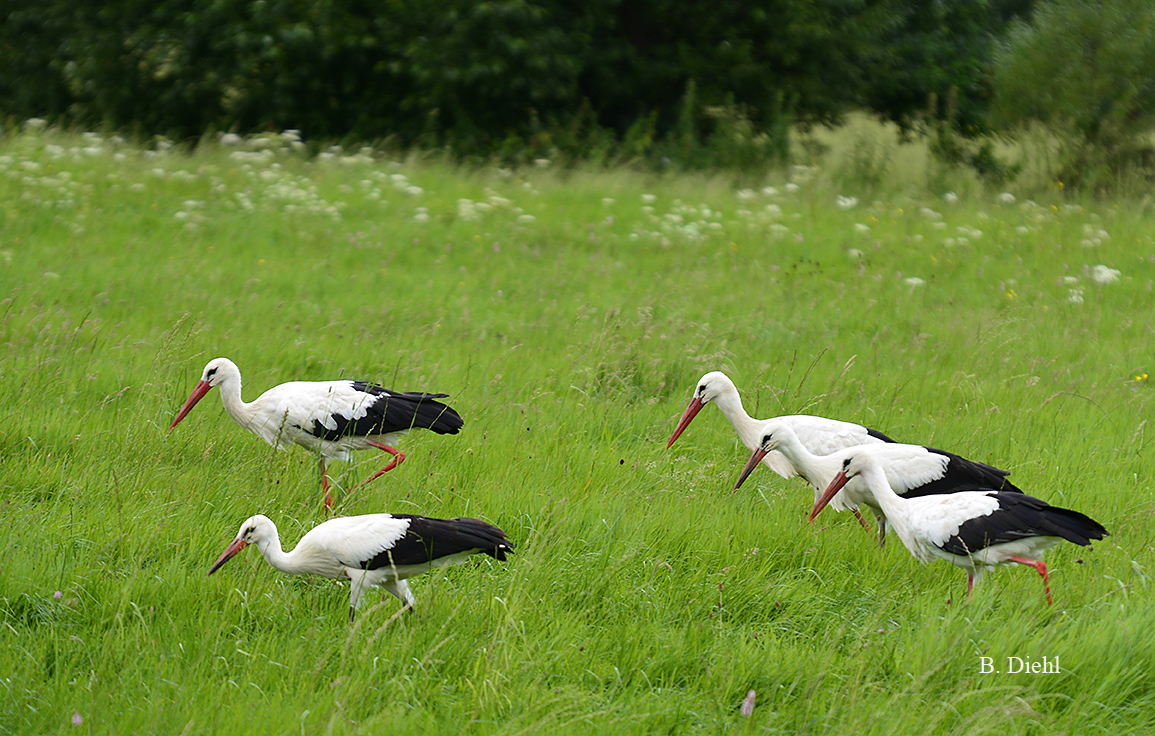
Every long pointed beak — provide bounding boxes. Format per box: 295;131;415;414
207;538;248;575
734;445;771;490
667;397;706;449
169;380;213;432
810;471;851;522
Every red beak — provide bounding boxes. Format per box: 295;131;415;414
207;538;248;576
734;444;770;491
667;397;706;449
169;380;213;432
810;470;851;522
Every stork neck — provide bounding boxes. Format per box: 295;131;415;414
858;464;907;527
711;389;763;450
772;433;838;488
254;533;304;575
217;374;257;428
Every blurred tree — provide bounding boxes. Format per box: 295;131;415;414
862;0;1036;135
0;0;1044;166
992;0;1155;188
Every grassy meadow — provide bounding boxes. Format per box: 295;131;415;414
2;122;1155;734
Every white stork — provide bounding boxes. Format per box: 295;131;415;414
811;452;1107;604
169;358;464;507
207;512;512;620
734;421;1023;545
667;371;895;479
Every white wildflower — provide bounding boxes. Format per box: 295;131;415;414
904;277;925;287
1091;265;1120;284
997;192;1016;204
1068;288;1084;304
943;192;959;204
640;193;657;204
836;195;858;210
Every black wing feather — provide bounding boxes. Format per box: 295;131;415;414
362;516;512;569
307;383;464;441
943;492;1108;555
867;427;898;443
904;447;1023;498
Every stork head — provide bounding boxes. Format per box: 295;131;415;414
168;357;239;432
734;427;778;490
208;514;274;575
809;454;869;522
666;371;737;448
733;421;799;491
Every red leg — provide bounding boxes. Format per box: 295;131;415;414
850;507;872;531
966;572;975;598
357;441;406;486
1007;556;1052;605
320;457;333;510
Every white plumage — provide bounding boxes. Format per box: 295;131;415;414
735;421;1023;545
169;358;463;506
207;513;512;620
811;452;1108;604
667;371;895;479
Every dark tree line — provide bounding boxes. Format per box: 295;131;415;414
1;0;1034;161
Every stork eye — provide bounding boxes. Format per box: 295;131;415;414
698;384;706;394
243;526;254;537
842;458;852;470
207;367;218;379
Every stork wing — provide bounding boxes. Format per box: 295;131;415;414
305;514;414;569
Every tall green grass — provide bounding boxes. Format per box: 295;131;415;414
2;123;1154;734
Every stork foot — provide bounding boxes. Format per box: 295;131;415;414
1007;556;1052;605
320;458;334;511
354;442;406;488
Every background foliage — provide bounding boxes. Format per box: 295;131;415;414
1;0;1040;167
991;0;1155;191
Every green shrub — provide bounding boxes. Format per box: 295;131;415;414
992;0;1155;191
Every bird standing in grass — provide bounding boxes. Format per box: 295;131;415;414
208;513;512;621
735;421;1024;545
811;451;1107;604
169;357;464;507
